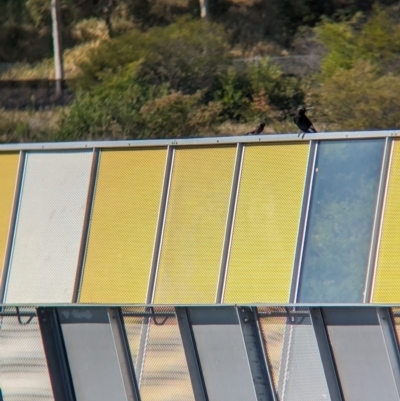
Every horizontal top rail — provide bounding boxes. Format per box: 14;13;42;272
2;302;400;308
0;130;399;152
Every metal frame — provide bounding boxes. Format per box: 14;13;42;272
146;145;175;304
175;307;208;401
290;142;319;302
108;308;142;401
377;307;400;397
364;138;393;302
369;139;396;301
310;308;343;401
0;131;399;152
72;149;100;303
253;308;278;401
216;143;244;303
236;306;276;401
37;307;76;401
0;151;26;302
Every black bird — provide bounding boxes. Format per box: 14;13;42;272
245;123;265;135
294;107;317;138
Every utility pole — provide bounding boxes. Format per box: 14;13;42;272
51;0;64;98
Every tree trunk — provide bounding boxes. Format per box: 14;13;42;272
51;0;64;98
199;0;210;20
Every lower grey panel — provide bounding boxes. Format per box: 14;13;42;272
187;307;258;401
323;307;399;401
58;308;129;401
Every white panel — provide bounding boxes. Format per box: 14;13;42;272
5;151;93;303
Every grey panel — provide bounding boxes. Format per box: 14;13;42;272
58;308;130;401
298;139;384;302
5;151;93;303
188;307;258;401
0;307;54;401
323;307;399;401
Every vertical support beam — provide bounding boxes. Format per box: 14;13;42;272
252;308;278;401
364;137;393;302
377;307;400;396
37;308;75;401
108;308;142;401
176;307;208;401
51;0;64;97
132;146;175;387
0;151;25;302
216;143;244;303
310;308;343;401
237;307;275;401
73;148;99;302
290;141;318;302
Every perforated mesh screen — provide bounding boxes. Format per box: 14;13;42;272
224;143;309;303
80;148;167;303
0;152;19;279
374;141;400;302
0;307;54;401
154;146;236;304
123;307;195;401
258;307;331;401
5;151;93;303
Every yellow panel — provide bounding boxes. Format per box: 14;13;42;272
0;152;19;276
224;143;309;303
373;141;400;302
154;146;236;303
79;148;167;303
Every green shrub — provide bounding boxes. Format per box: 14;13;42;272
140;91;222;137
76;17;231;94
247;58;304;120
213;68;251;121
316;8;400;77
315;61;400;130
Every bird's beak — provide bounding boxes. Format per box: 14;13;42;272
305;107;314;110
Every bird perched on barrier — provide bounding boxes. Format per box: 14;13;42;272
294;107;317;138
245;123;265;135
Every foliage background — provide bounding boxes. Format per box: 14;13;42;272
1;0;400;141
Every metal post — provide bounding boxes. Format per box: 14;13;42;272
146;145;174;303
72;149;100;302
236;307;276;401
310;308;343;401
290;141;318;302
216;143;244;303
377;307;400;397
108;308;142;401
364;138;393;302
0;151;25;302
176;307;208;401
37;308;76;401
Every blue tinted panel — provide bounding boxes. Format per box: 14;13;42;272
298;139;384;302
